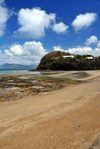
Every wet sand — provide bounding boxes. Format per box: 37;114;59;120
0;70;100;148
42;70;100;81
0;75;79;102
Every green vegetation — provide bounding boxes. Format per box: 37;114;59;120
34;75;80;85
37;51;100;70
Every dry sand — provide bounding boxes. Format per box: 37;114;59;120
0;70;100;149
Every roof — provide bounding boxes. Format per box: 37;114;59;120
63;55;74;58
86;57;94;59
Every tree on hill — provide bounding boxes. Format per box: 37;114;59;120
37;51;100;70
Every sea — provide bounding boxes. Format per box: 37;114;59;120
0;69;42;75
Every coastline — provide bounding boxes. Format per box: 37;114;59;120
0;70;100;102
0;70;100;148
0;72;80;103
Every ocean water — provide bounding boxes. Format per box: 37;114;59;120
0;69;42;75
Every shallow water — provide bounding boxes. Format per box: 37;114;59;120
5;87;21;90
31;86;43;89
18;76;30;79
0;69;42;75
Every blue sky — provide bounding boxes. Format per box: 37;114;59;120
0;0;100;65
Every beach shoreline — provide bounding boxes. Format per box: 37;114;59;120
0;69;100;103
0;71;80;103
0;70;100;148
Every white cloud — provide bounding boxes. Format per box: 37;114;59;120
97;41;100;48
85;35;98;46
53;46;94;55
5;49;13;56
13;8;56;39
10;45;24;56
0;0;15;37
0;49;3;55
67;47;100;56
52;22;69;33
68;47;93;55
23;41;47;57
53;45;100;56
0;1;9;37
0;0;13;37
53;46;65;52
0;41;47;65
93;48;100;56
71;12;97;32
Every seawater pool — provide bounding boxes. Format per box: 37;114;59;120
0;69;42;75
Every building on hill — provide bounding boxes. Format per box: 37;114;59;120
63;55;74;59
85;57;94;60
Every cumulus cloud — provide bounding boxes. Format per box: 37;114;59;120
0;0;13;37
23;41;47;57
0;0;9;37
0;41;47;65
53;46;65;52
5;49;13;56
67;47;100;56
52;22;69;33
71;12;97;32
53;46;94;55
68;47;93;55
85;35;98;46
53;45;100;56
13;8;56;39
10;45;24;56
97;41;100;48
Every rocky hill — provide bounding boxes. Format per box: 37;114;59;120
37;51;100;70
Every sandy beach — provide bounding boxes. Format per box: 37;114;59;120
0;70;100;149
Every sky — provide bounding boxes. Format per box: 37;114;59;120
0;0;100;65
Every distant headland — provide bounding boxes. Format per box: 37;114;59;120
0;63;37;70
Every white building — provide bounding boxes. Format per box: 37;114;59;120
63;55;74;59
85;57;94;60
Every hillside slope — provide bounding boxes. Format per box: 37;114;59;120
37;51;100;70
